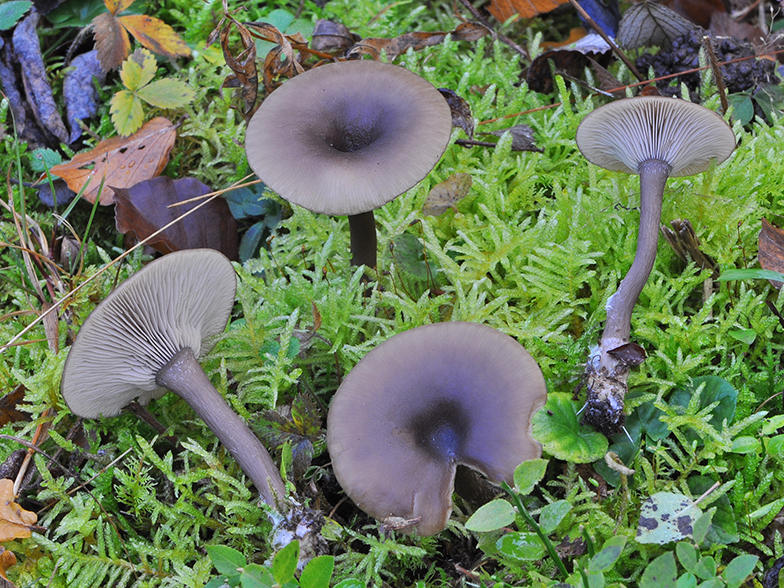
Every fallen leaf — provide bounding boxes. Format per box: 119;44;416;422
423;173;472;217
488;0;570;21
50;117;176;205
438;88;474;138
636;492;701;544
526;33;611;94
0;386;30;428
92;0;190;72
617;1;699;50
113;176;239;260
759;218;784;289
347;22;490;60
607;342;647;367
310;19;359;52
217;15;258;116
63;50;106;143
12;8;69;143
0;479;37;542
485;124;541;152
659;0;725;29
0;547;17;581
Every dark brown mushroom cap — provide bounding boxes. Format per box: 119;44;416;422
326;322;547;536
245;60;453;216
575;96;735;177
60;249;236;418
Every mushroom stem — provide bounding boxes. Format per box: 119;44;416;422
155;348;286;506
599;158;669;372
348;211;377;268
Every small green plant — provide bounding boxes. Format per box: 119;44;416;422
205;540;334;588
109;47;195;135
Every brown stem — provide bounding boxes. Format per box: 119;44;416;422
156;348;286;507
348;210;377;268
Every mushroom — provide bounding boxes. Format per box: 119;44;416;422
575;96;735;432
244;60;453;269
60;249;286;506
326;321;547;536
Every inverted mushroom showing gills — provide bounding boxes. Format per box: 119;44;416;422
575;96;735;433
245;60;453;269
327;322;547;536
60;249;286;506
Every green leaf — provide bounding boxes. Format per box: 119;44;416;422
119;49;157;92
692;508;715;545
272;540;299;586
728;328;756;345
29;148;62;173
334;581;365;588
636;493;702;545
722;554;758;588
531;393;608;463
767;434;784;458
693;555;716;580
676;542;698;573
0;1;31;31
730;436;760;453
727;93;754;125
687;477;738;544
299;555;334;588
513;458;548;495
137;78;196;108
588;536;627;573
640;552;677;588
717;268;784;282
240;563;275;588
676;572;697;588
206;545;246;578
668;376;738;444
496;531;546;561
761;414;784;435
538;500;571;534
465;499;515;532
110;90;144;136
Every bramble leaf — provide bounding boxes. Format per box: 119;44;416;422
110;89;144;136
118;14;192;58
137;78;196;108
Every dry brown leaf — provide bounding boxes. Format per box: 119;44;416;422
0;547;17;582
759;218;784;289
423;173;472;217
488;0;570;21
0;479;37;542
51;117;176;205
94;11;131;71
347;22;490;60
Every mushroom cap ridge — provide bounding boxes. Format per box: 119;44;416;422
575;96;736;177
245;60;453;216
326;321;547;536
60;249;237;419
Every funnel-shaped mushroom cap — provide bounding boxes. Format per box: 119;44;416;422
576;96;735;177
245;60;453;216
327;322;547;536
61;249;236;418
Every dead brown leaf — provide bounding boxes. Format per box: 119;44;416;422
423;173;472;217
0;479;37;542
113;176;239;260
217;16;258;116
347;22;490;59
0;547;17;582
50;117;177;205
759;218;784;289
488;0;570;21
439;88;474;139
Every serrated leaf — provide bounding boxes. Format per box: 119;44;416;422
93;11;131;71
118;13;191;58
0;1;31;31
137;78;195;108
106;0;137;15
272;540;298;585
299;555;334;588
110;89;144;136
513;458;548;495
465;499;515;532
205;545;245;577
121;47;157;90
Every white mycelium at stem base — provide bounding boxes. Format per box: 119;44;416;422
575;96;735;432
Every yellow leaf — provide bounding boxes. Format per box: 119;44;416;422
0;547;17;580
105;0;136;16
0;479;36;542
422;173;473;216
137;79;195;109
128;47;157;90
110;89;144;136
119;14;191;59
118;51;142;90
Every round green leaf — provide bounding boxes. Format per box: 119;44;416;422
465;499;515;532
496;531;546;561
300;555;335;588
531;393;608;463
